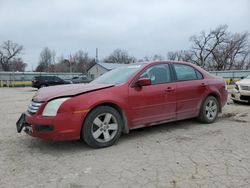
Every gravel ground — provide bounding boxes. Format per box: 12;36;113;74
0;87;250;188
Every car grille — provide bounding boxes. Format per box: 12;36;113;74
28;101;44;114
240;85;250;91
240;95;250;101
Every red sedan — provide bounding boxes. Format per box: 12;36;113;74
16;61;227;148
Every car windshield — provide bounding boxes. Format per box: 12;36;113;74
245;75;250;79
92;64;142;85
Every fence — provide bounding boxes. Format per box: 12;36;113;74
210;70;250;79
0;71;81;87
0;70;250;87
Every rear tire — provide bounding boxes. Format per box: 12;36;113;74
82;106;123;148
198;96;219;123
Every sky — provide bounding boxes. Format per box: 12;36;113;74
0;0;250;71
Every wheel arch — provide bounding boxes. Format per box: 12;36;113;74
204;92;222;112
81;102;129;139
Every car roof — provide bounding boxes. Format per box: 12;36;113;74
133;61;202;70
134;60;193;65
132;61;209;77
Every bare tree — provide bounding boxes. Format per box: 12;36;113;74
72;51;95;73
152;54;163;61
211;32;249;70
53;51;95;73
104;49;136;64
178;25;250;70
0;40;24;71
167;50;193;62
36;47;56;72
245;55;250;70
142;54;164;61
189;25;228;68
9;58;27;72
53;56;69;72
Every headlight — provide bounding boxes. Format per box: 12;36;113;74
42;98;71;116
234;84;239;90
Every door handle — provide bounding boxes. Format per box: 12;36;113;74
200;83;207;87
164;87;175;92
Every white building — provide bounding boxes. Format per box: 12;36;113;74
87;62;126;79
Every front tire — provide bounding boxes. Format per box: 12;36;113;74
198;96;219;123
82;106;123;148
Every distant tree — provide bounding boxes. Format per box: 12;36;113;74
169;25;250;70
210;32;250;70
0;40;24;71
189;25;228;68
9;58;27;72
142;54;164;61
36;47;55;72
152;54;163;61
53;56;70;72
71;51;95;73
104;49;136;64
167;50;192;62
54;51;95;73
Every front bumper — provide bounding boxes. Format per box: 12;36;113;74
16;111;86;141
231;89;250;103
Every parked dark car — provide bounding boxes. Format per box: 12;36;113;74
32;76;71;89
71;75;92;84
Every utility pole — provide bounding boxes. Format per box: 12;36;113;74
95;48;99;63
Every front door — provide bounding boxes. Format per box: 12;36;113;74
128;64;176;128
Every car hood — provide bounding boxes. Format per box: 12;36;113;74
33;83;114;102
236;79;250;85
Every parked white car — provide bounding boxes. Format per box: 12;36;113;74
231;75;250;103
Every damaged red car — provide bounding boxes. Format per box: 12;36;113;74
16;61;227;148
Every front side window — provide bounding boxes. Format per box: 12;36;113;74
139;64;171;85
173;64;200;81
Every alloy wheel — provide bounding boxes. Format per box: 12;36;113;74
91;113;118;143
205;99;218;121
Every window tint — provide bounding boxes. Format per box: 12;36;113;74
173;64;198;81
54;76;61;81
139;64;171;85
46;76;53;81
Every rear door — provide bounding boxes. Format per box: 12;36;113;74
128;64;176;127
44;76;54;86
52;76;64;85
172;63;207;120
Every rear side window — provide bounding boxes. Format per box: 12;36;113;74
173;64;202;81
196;70;203;79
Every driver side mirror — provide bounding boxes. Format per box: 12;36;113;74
134;78;151;87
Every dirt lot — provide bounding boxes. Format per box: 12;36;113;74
0;87;250;188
